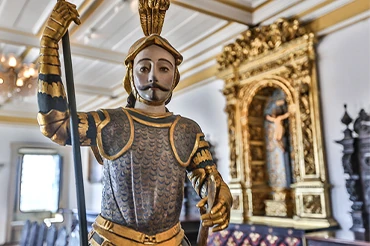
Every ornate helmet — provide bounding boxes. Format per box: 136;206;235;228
123;0;183;104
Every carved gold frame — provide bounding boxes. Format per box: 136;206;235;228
217;19;337;228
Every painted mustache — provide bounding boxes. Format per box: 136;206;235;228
136;82;171;91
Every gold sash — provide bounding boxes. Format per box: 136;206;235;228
89;215;184;245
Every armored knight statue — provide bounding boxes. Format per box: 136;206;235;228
37;0;232;245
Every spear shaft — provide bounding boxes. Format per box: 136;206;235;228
62;30;88;245
197;175;217;246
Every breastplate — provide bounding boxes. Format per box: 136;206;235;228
99;109;191;235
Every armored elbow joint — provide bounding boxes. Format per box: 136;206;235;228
37;109;70;145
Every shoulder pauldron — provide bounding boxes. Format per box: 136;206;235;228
170;117;204;167
97;108;134;160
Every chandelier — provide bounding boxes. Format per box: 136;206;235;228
0;54;38;106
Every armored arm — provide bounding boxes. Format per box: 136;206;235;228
186;135;232;232
37;1;101;147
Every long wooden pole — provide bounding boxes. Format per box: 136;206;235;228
62;31;88;245
197;175;217;246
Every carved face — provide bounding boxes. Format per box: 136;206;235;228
133;45;175;103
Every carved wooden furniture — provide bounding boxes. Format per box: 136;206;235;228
336;106;370;242
217;18;336;229
306;235;370;246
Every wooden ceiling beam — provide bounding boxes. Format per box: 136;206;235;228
308;0;369;33
0;27;126;64
214;0;273;13
69;0;105;37
171;0;253;25
16;0;101;64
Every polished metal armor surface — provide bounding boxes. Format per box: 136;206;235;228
99;108;200;235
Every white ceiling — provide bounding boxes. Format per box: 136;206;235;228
0;0;368;121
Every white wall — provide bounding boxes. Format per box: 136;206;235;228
0;123;70;244
317;18;370;240
169;79;230;183
67;146;103;213
0;123;102;244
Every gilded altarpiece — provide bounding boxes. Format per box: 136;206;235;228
217;19;337;228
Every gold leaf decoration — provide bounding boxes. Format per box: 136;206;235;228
138;0;170;36
217;18;309;70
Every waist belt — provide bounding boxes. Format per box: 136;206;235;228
89;215;184;245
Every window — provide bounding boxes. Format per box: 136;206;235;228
18;148;62;213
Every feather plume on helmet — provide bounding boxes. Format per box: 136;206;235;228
123;0;183;96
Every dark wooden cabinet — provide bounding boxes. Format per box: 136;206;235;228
306;236;370;246
181;218;200;245
336;107;370;242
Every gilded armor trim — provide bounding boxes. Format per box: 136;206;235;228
38;79;66;98
97;109;134;161
96;109;110;160
90;111;104;164
38;55;61;66
90;111;103;128
38;42;61;75
90;215;184;245
125;108;173;119
40;47;59;56
193;149;213;166
91;146;103;165
40;37;58;49
130;114;173;127
78;113;91;145
39;65;61;75
199;140;210;148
